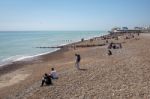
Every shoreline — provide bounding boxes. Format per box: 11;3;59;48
0;48;60;67
1;32;150;98
0;31;106;68
0;31;142;76
0;32;106;76
0;48;67;76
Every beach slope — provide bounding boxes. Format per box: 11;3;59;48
0;33;150;99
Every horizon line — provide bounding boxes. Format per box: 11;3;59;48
0;30;107;32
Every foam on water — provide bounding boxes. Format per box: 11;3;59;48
0;48;60;67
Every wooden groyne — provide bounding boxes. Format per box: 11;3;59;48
36;46;63;48
75;44;106;47
36;43;106;49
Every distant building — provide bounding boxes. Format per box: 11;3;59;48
111;27;121;32
122;27;128;30
145;26;150;30
134;27;143;30
109;26;142;34
144;26;150;32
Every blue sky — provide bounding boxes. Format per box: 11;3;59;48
0;0;150;31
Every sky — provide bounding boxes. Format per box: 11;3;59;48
0;0;150;31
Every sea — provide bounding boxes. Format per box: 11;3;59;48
0;31;107;66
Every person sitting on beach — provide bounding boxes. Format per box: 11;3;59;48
112;44;116;49
75;54;81;70
106;40;108;43
49;68;58;79
107;50;112;56
41;73;52;87
119;43;122;48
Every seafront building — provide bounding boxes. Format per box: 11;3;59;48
109;26;150;34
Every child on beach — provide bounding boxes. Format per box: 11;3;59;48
41;73;52;86
75;54;81;70
49;68;58;79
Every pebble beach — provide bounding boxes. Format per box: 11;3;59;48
0;33;150;99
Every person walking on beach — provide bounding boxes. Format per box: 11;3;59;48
75;54;81;70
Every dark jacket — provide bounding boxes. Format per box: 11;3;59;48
76;54;81;62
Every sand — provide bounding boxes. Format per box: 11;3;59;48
0;73;29;89
0;33;150;99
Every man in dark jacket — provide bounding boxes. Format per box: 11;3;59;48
75;54;81;70
41;73;52;86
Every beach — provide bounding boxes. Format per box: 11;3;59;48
0;33;150;99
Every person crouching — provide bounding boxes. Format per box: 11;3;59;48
41;73;52;87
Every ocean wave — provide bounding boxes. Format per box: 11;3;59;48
0;31;107;67
0;49;59;67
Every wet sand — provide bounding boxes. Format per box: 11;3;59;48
0;33;150;99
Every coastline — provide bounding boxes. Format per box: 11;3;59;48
0;48;65;76
0;32;106;76
0;31;106;68
1;32;150;98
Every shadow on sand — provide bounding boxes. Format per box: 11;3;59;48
79;68;87;71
